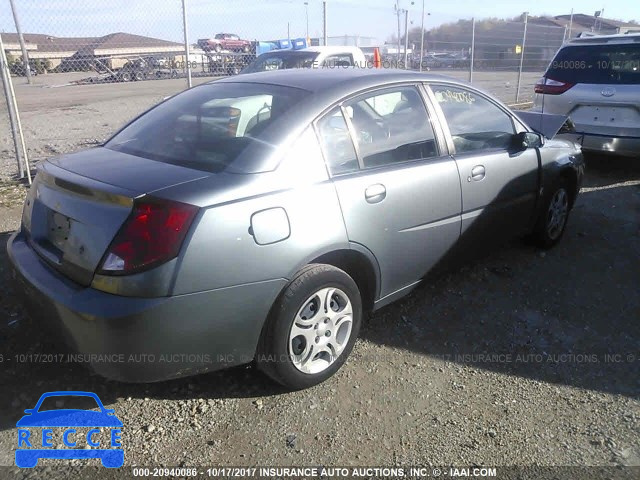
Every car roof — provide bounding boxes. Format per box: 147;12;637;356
213;68;463;95
568;33;640;46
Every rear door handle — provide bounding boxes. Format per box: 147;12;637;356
469;165;486;181
365;184;386;204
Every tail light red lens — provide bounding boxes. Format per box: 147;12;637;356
534;77;575;95
98;197;198;276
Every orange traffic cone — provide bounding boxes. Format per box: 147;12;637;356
373;47;381;68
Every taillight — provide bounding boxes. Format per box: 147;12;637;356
534;77;575;95
98;197;198;276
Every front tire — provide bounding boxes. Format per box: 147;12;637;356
257;264;362;390
533;178;571;249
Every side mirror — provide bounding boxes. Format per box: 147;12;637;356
513;131;544;151
24;409;34;415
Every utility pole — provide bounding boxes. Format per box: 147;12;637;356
304;2;309;40
9;0;32;84
404;9;409;69
396;1;401;63
323;1;328;46
419;0;425;71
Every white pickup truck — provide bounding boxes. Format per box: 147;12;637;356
241;46;368;74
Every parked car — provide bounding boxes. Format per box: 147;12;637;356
241;46;367;73
420;53;469;70
8;69;584;390
9;59;39;76
198;33;252;53
533;33;640;157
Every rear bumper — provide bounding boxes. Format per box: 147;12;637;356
558;133;640;158
7;230;286;382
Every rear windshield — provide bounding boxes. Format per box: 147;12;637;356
105;83;308;173
546;43;640;85
242;51;319;73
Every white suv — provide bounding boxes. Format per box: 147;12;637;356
533;34;640;157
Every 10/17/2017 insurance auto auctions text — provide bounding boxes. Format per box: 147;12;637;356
131;466;498;478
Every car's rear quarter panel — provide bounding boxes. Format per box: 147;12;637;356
171;179;348;295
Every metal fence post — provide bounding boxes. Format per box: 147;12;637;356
181;0;192;89
515;12;528;103
0;33;31;183
9;0;32;85
469;17;475;83
0;42;23;178
323;1;328;46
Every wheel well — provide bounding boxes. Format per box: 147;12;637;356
311;250;378;313
560;168;579;207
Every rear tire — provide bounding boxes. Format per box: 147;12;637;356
533;178;571;249
119;72;131;82
257;264;362;390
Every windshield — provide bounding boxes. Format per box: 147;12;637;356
105;83;308;173
547;43;640;85
242;51;320;73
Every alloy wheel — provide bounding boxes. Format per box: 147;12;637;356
288;287;354;375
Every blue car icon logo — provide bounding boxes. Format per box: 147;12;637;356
16;391;123;468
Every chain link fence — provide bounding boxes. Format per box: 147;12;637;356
1;0;566;182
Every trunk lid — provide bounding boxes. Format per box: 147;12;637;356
22;148;209;286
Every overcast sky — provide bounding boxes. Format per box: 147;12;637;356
1;0;638;43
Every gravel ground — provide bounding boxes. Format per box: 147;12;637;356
0;70;638;477
0;157;638;476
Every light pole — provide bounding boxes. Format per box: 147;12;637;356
304;2;309;40
404;9;409;68
396;1;401;63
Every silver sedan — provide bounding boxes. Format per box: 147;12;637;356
8;69;584;389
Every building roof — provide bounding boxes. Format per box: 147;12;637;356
1;32;182;55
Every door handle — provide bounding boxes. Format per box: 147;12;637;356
365;184;386;204
469;165;486;182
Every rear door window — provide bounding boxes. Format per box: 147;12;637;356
345;86;439;168
547;44;640;85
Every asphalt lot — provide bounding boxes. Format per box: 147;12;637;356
0;69;638;476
